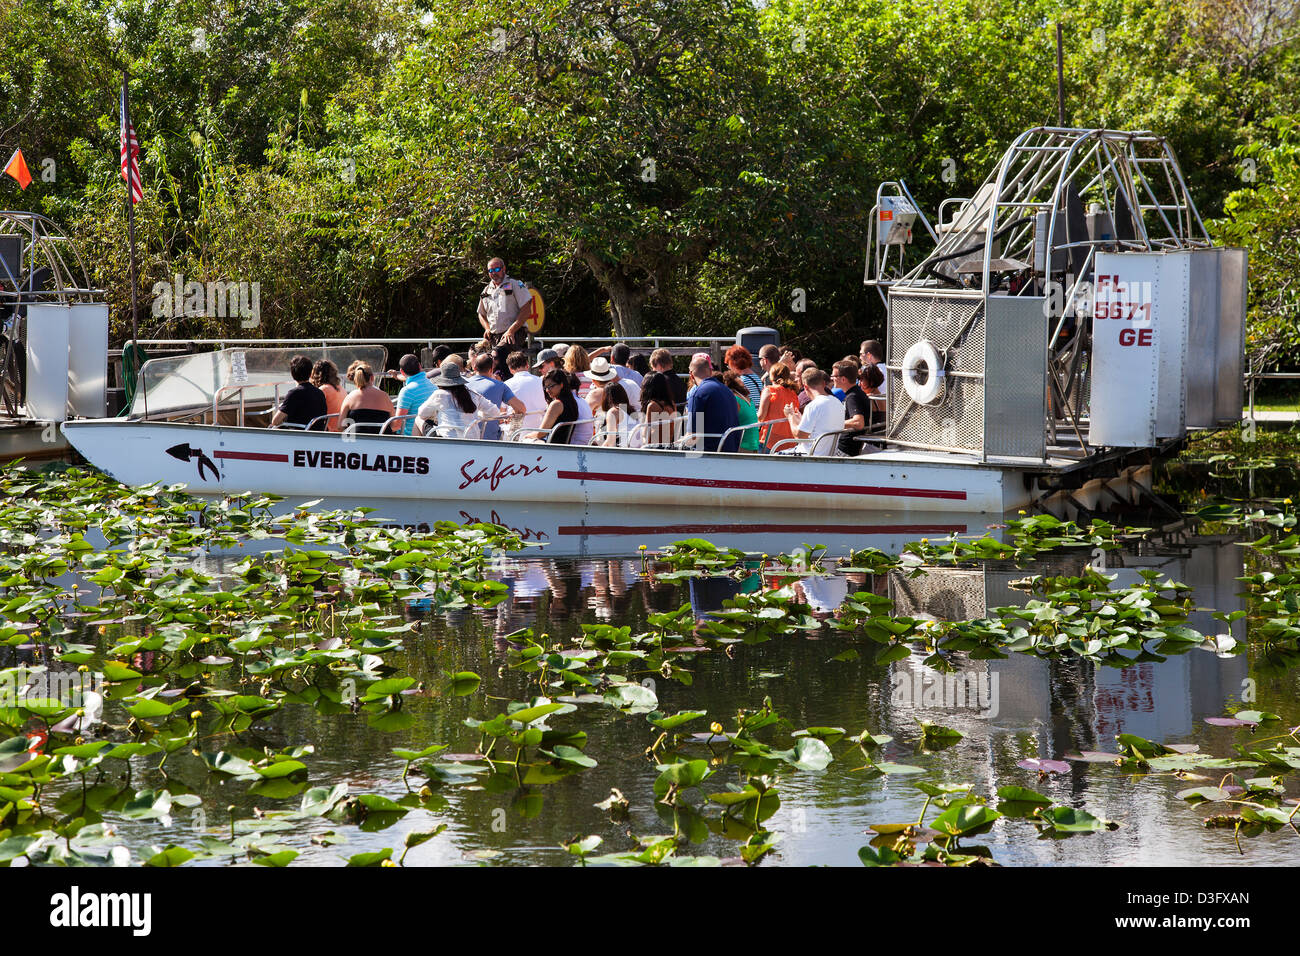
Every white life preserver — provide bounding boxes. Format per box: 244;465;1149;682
901;339;945;405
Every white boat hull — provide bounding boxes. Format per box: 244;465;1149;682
61;420;1028;514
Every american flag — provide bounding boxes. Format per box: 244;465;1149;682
119;82;142;204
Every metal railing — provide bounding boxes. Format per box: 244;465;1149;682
109;334;752;379
215;381;294;426
1246;371;1300;420
770;428;859;457
719;418;785;452
507;418;598;443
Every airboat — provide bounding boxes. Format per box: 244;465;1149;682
51;127;1244;516
0;211;105;460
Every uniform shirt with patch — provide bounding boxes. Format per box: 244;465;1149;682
478;276;532;335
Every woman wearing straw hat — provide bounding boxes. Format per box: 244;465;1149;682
586;357;640;415
587;356;637;447
415;359;507;439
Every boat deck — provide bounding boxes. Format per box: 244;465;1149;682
0;412;72;462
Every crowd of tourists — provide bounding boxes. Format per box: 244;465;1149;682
272;338;887;457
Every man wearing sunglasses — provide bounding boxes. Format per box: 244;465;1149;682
477;257;536;376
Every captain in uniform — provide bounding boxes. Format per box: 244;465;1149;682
478;257;535;375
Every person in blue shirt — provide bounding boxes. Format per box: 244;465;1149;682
466;352;525;439
391;353;435;436
685;354;740;452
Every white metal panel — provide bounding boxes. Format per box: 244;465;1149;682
24;303;71;422
68;303;109;418
1155;251;1190;438
983;295;1046;459
1185;248;1221;428
1089;253;1161;447
1216;247;1248;425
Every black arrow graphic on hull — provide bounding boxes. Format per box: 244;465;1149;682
165;443;219;482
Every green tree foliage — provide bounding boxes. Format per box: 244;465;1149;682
1212;115;1300;370
0;0;1295;361
342;0;846;337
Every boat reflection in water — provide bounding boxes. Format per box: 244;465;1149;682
192;496;1267;863
404;511;1256;864
313;497;986;559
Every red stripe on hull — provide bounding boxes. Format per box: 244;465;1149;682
215;450;290;462
556;470;967;501
559;523;968;536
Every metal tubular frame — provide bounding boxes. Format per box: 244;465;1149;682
0;211;101;416
888;128;1212;461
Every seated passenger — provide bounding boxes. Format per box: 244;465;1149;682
466;352;525;440
340;361;397;433
390;353;434;436
504;350;549;433
758;343;782;388
416;359;503;438
724;345;764;409
311;359;344;432
531;368;594;444
684;352;714;404
830;357;858;401
643;347;687;410
639;370;679;446
271;354;328;430
722;371;762;452
684;355;740;453
757;362;799;450
565;345;593;400
860;339;884;370
586;357;641;418
782;368;846;455
860;363;885;427
833;361;869;456
596;382;635;447
794;358;818;409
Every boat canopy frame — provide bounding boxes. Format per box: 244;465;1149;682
880;127;1214;462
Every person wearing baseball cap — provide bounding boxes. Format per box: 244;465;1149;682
533;348;560;373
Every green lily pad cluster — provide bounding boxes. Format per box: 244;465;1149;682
0;464;532;866
860;781;1119;867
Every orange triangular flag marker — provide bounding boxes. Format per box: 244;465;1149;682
4;149;32;190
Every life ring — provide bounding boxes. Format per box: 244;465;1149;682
901;339;945;405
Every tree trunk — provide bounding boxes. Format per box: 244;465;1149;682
577;245;645;338
604;277;644;338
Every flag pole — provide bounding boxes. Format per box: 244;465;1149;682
122;69;144;417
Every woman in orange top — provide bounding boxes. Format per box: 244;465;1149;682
311;360;344;431
757;361;799;450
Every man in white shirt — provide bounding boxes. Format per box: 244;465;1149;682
504;350;548;431
614;366;641;410
783;368;846;455
609;343;643;387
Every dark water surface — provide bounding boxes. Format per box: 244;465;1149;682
38;490;1295;868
